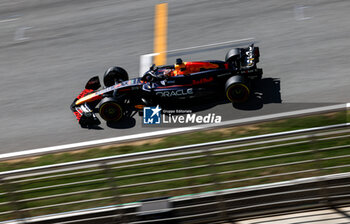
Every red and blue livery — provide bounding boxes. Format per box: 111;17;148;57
71;44;262;127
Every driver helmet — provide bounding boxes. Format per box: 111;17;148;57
176;58;183;65
174;58;186;73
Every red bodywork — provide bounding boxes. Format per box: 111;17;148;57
72;89;99;121
172;61;228;76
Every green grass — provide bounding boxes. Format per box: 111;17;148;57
0;110;348;172
0;110;349;221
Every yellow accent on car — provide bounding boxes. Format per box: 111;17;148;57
75;93;97;105
99;102;123;122
226;83;250;103
135;105;145;110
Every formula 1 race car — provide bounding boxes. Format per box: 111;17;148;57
71;44;262;127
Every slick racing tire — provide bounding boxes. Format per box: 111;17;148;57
225;76;250;103
103;66;129;87
225;48;241;64
98;98;123;122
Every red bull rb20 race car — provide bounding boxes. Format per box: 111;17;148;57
71;44;262;127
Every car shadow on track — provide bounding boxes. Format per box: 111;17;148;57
233;78;282;110
107;117;136;129
162;77;282;113
82;117;136;130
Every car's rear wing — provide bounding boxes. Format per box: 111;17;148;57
241;44;260;68
235;44;263;80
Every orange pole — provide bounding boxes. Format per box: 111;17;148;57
153;3;168;66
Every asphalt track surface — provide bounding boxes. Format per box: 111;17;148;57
0;0;349;153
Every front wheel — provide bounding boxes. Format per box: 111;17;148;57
225;76;250;103
98;98;123;122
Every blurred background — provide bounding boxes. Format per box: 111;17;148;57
0;0;349;152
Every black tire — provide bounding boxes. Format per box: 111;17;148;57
225;48;241;63
103;66;129;87
225;76;250;103
98;98;123;122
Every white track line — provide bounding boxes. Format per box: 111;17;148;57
0;103;348;161
166;37;255;53
14;26;31;41
0;18;19;23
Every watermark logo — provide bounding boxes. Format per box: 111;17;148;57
143;106;222;126
163;112;221;124
143;105;162;124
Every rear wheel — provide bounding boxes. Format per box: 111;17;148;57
103;66;129;87
225;48;241;68
225;76;250;103
99;98;123;122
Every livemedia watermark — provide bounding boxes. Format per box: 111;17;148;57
142;106;222;127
